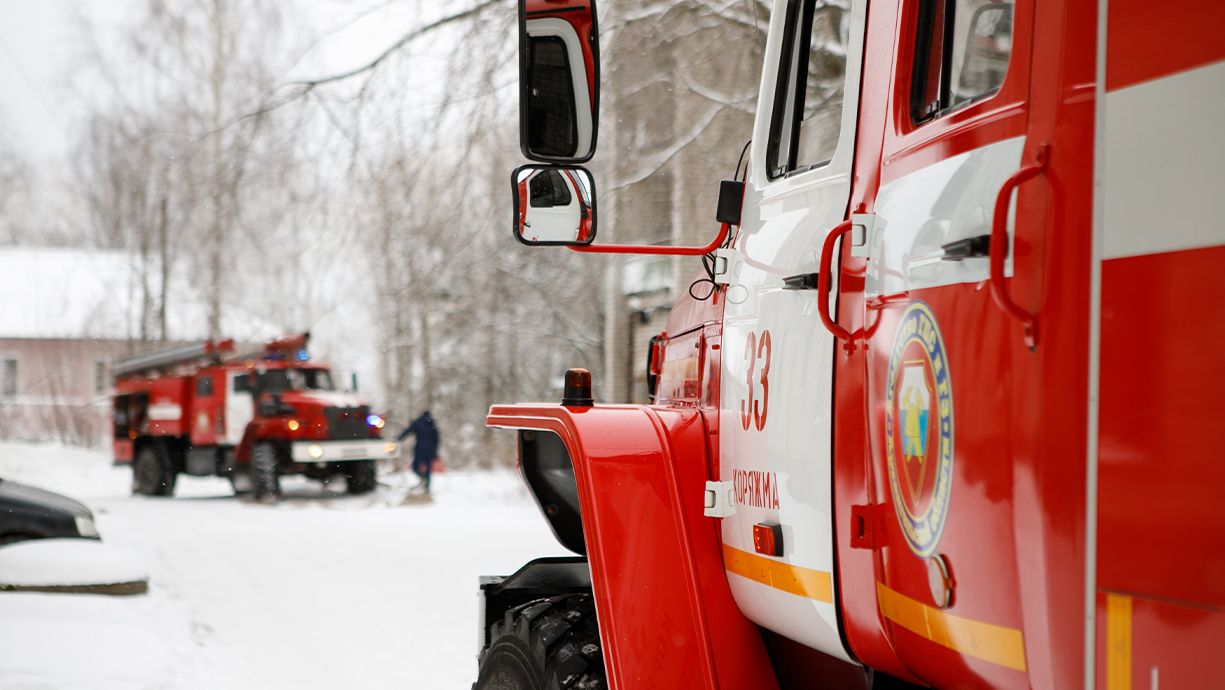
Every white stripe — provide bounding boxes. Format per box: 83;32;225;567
868;137;1024;298
147;403;182;421
295;391;365;408
1086;0;1108;686
1103;60;1225;259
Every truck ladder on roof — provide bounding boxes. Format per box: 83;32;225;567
112;339;235;378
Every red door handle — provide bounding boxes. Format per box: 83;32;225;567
817;219;855;350
990;144;1048;350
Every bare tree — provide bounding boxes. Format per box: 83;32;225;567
61;0;768;463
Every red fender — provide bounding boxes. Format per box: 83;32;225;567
487;403;777;690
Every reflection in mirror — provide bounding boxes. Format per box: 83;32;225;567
520;0;598;162
512;165;596;246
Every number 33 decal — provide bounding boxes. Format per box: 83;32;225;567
740;330;772;431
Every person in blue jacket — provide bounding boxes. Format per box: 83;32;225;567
397;411;439;493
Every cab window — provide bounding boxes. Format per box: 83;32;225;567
767;0;851;179
529;171;555;207
549;171;572;206
301;369;335;391
911;0;1014;123
529;170;572;208
196;377;214;396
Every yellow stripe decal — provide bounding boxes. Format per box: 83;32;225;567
722;544;833;603
876;581;1028;672
1106;594;1133;690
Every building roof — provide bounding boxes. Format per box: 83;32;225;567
0;246;271;341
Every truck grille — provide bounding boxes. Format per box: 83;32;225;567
326;406;369;440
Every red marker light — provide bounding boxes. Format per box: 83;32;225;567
753;523;784;557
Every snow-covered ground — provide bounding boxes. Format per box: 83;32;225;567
0;442;569;689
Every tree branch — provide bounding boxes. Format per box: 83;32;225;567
291;0;504;89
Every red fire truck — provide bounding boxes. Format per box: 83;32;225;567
112;333;396;501
475;0;1224;688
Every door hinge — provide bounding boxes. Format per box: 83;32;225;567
712;248;741;286
704;480;736;518
850;212;880;259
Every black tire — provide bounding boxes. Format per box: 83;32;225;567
133;444;177;496
344;461;377;495
251;443;281;501
475;594;605;690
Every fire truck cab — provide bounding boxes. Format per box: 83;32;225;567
477;0;1225;688
514;167;596;244
113;333;396;500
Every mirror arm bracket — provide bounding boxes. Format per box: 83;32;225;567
568;224;731;256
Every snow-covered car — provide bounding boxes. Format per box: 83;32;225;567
0;478;100;546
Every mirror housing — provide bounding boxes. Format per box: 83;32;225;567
512;165;597;246
518;0;599;163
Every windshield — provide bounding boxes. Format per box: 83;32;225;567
258;368;335;393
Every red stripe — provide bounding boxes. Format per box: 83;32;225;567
1097;244;1225;609
1107;0;1225;91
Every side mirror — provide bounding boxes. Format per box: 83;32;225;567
518;0;599;163
512;164;597;246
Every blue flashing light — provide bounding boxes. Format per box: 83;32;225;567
366;414;382;427
296;349;310;361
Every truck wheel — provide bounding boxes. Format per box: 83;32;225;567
252;443;281;502
475;594;605;690
344;461;377;495
133;445;177;497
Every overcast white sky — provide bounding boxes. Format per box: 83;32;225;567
0;0;81;164
0;0;428;168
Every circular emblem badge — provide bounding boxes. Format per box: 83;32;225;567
884;301;954;557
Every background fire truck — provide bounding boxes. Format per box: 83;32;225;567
474;0;1225;689
112;333;396;500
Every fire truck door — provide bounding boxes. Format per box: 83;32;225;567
717;0;866;661
523;169;582;243
190;373;220;446
861;1;1035;685
224;371;253;446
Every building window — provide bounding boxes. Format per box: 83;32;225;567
2;359;17;397
95;361;108;394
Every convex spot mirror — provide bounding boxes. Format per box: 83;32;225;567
512;165;597;246
519;0;599;163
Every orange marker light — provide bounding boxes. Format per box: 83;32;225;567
287;419;300;431
753;523;784;557
562;368;594;407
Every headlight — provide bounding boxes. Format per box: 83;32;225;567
75;515;99;538
384;442;398;455
307;444;324;460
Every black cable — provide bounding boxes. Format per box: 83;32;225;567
734;139;752;182
688;140;750;302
